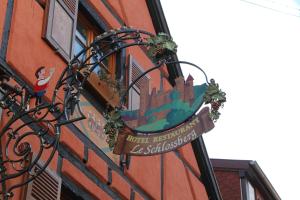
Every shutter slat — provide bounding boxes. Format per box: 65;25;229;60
131;62;149;90
37;173;58;191
26;164;62;200
32;184;53;200
36;168;59;189
32;192;45;200
33;178;59;199
62;0;76;14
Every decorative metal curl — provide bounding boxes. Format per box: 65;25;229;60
0;27;176;198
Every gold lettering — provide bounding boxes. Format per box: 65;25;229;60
180;127;186;134
127;135;135;142
155;136;160;143
170;132;176;138
158;135;164;142
135;137;142;143
140;137;149;144
185;125;191;132
166;133;172;140
193;117;200;124
162;135;167;141
127;136;149;144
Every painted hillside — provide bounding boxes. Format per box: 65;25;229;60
121;75;207;132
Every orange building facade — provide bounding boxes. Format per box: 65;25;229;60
0;0;221;199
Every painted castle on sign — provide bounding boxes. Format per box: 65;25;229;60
121;75;208;132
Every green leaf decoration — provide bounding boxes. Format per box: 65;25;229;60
147;33;178;62
204;79;226;122
103;108;124;149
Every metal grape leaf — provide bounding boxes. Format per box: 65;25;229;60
147;33;177;61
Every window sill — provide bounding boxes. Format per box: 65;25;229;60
87;72;120;107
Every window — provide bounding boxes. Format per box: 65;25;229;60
61;184;84;200
73;23;87;63
246;180;256;200
73;12;110;75
73;10;120;106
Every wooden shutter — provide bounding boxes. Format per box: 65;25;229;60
43;0;79;62
25;165;62;200
129;56;149;90
128;55;150;110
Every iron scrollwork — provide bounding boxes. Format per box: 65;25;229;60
0;27;176;198
0;27;225;199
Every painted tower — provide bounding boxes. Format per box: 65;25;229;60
175;76;185;101
185;74;194;106
138;78;150;125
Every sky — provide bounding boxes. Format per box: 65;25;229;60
160;0;300;199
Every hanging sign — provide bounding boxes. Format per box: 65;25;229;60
113;107;213;155
104;60;226;156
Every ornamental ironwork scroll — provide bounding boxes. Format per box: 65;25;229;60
0;27;226;199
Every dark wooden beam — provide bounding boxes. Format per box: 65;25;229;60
0;0;14;59
173;150;202;183
58;143;122;200
192;136;223;200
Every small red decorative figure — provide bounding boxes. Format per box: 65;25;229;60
34;66;55;106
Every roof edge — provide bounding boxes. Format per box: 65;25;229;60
146;0;183;85
249;161;281;200
211;158;281;200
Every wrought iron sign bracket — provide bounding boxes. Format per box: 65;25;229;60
0;27;226;199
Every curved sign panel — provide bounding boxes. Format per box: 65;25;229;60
114;107;214;156
121;75;207;133
112;61;226;156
